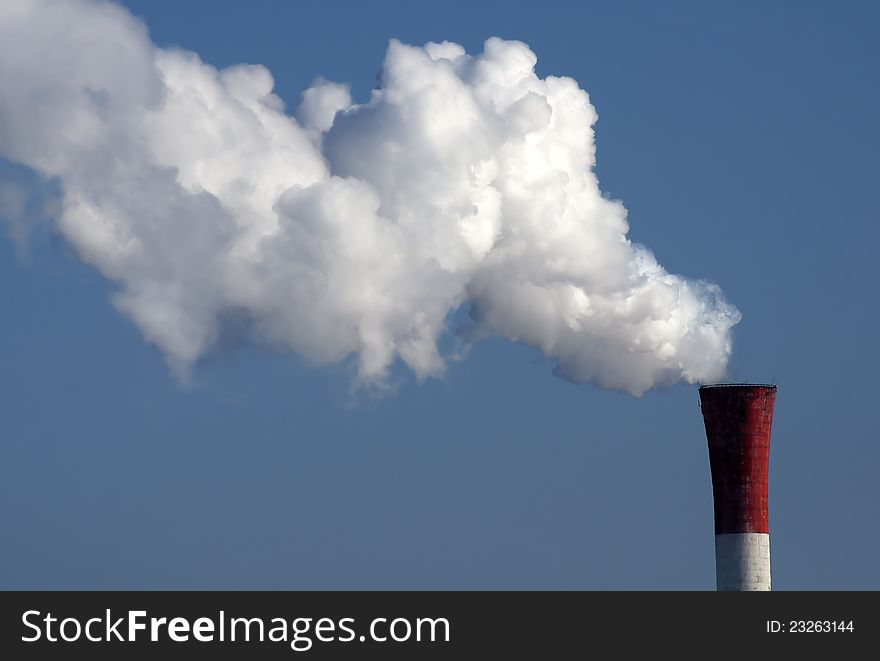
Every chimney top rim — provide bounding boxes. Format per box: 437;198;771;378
699;383;777;390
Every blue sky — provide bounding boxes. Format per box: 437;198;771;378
1;0;878;589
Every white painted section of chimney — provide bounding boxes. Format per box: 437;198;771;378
714;533;771;591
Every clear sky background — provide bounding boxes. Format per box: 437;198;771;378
1;0;877;589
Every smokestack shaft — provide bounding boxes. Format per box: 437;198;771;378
699;384;776;591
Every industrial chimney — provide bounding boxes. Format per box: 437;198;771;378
699;384;777;591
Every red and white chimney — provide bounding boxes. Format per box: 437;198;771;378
699;384;777;591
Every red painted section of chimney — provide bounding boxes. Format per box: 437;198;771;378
699;384;776;534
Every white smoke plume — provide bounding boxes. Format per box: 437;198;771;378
0;0;740;395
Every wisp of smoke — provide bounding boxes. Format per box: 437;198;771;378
0;0;740;395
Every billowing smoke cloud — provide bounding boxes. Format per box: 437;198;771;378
0;0;740;395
